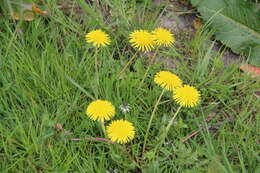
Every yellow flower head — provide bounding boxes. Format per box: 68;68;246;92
85;29;111;47
107;120;135;144
129;30;155;51
173;85;200;107
86;100;115;122
152;28;175;47
154;71;182;91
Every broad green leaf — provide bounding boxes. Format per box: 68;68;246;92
190;0;260;67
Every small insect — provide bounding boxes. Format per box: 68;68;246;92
119;102;131;114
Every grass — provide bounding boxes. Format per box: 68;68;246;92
0;0;259;172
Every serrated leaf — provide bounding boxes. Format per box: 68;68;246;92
190;0;260;67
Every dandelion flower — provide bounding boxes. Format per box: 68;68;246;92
173;85;200;107
154;71;182;90
86;100;115;122
85;29;111;47
107;120;135;144
129;30;155;51
152;27;175;47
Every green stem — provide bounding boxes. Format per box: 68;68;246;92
154;105;182;154
138;47;160;89
94;48;99;99
165;106;182;135
94;48;99;79
117;51;138;78
100;121;106;137
142;89;165;155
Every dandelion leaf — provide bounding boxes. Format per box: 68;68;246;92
191;0;260;67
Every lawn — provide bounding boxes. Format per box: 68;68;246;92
0;0;259;172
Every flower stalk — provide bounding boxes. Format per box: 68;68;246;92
117;51;138;78
138;47;160;89
100;121;106;137
142;89;165;155
153;105;182;156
